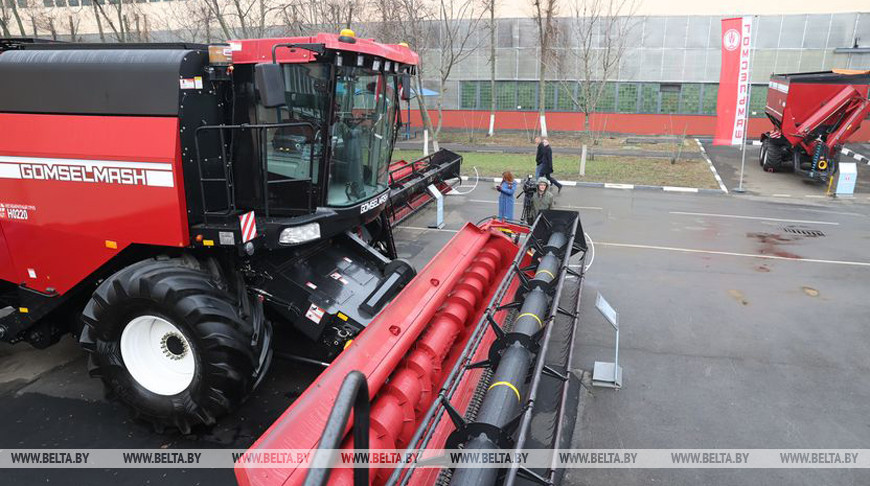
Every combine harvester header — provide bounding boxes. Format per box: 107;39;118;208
237;210;588;486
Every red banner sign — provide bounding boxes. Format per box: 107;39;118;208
713;17;753;146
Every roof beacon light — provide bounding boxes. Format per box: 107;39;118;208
339;29;357;44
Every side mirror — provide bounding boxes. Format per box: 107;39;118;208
400;74;412;101
254;63;286;108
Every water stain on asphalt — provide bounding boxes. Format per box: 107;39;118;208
747;232;801;259
728;289;749;306
755;264;770;272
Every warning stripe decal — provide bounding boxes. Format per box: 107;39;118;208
240;211;257;243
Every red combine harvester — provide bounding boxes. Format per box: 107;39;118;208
0;32;461;432
760;69;870;182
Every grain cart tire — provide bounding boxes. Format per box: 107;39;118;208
762;142;784;172
759;141;768;167
79;256;269;433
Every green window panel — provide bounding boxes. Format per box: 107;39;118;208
701;84;718;115
516;81;537;111
641;83;659;113
557;82;578;111
660;84;681;114
595;83;617;112
479;82;493;110
460;81;478;109
544;83;557;111
617;83;639;113
680;83;701;114
749;84;767;118
495;82;516;111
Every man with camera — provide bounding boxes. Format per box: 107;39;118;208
519;176;555;225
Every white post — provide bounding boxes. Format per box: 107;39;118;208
539;114;548;138
488;113;495;137
580;144;588;177
423;129;429;156
736;16;757;194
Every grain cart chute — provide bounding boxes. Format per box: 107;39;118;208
0;33;459;433
760;69;870;182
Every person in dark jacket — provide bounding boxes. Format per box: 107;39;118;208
534;136;545;179
537;138;562;193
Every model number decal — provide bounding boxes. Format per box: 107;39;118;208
360;193;389;214
0;203;35;221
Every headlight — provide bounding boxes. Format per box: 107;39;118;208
279;223;321;245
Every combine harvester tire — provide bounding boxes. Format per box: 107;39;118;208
79;256;271;433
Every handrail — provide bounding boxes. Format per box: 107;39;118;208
193;121;316;221
303;371;371;486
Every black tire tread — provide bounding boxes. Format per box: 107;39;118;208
79;256;267;434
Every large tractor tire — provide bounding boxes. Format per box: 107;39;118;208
79;256;271;433
762;140;785;172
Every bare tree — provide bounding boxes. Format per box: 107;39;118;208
1;0;28;37
279;0;364;36
532;0;558;137
555;0;638;143
433;0;483;137
371;0;440;149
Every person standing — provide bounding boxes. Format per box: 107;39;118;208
529;177;555;224
494;171;516;221
538;138;562;193
534;136;544;179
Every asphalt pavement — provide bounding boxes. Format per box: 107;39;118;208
2;185;870;485
701;140;870;199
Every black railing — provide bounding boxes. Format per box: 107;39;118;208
303;371;371;486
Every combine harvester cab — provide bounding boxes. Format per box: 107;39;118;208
0;33;461;432
760;69;870;182
236;210;589;486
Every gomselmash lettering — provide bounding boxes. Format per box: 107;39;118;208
20;163;147;186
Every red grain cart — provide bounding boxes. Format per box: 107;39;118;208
760;69;870;182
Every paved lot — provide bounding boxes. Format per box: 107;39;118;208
2;184;870;485
701;140;870;199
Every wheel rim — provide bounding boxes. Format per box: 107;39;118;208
120;315;195;396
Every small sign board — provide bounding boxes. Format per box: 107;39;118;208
427;184;445;229
836;162;857;196
596;293;618;329
593;292;623;388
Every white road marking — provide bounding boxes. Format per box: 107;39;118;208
772;194;792;197
694;138;729;193
399;226;459;233
663;186;699;193
468;199;603;210
597;241;870;268
669;211;839;226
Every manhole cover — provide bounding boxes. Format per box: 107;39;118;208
783;226;825;237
